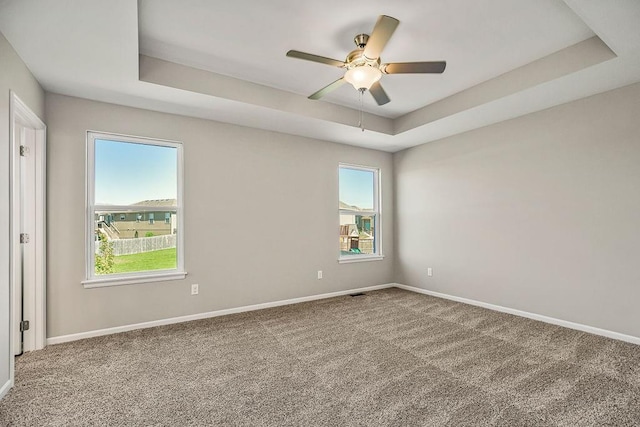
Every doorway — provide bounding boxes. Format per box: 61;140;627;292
9;92;46;368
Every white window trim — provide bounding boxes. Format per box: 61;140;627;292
83;131;186;288
338;163;383;263
338;254;385;264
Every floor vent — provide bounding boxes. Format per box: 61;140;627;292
350;293;366;297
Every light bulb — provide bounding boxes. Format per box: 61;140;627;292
344;65;382;90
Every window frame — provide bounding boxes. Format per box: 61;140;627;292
83;131;186;288
338;163;384;263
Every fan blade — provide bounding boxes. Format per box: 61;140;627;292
369;81;390;105
363;15;399;60
383;61;447;74
308;78;346;100
286;50;345;68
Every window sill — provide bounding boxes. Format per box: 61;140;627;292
82;271;187;288
338;255;385;264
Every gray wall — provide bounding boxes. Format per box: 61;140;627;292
394;82;640;338
0;32;45;390
46;93;394;338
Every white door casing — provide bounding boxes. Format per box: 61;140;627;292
11;125;24;356
8;91;46;389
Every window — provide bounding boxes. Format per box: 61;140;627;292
339;164;382;262
84;131;185;287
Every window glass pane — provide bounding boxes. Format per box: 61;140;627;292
95;139;177;206
339;167;374;211
94;210;178;275
340;215;376;256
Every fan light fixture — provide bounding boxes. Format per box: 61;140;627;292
343;65;382;90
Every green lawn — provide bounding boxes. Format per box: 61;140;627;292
113;248;177;273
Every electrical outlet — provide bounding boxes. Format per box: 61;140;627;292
427;268;433;277
317;270;323;280
191;284;199;295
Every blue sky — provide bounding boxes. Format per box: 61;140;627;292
95;139;177;205
339;167;374;210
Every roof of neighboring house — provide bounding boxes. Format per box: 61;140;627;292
132;199;177;207
339;201;361;211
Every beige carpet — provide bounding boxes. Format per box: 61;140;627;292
1;288;639;426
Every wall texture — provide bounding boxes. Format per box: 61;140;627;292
394;82;640;338
0;32;45;392
45;94;394;338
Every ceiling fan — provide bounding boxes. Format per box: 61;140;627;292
286;15;446;106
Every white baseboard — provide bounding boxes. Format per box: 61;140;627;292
0;379;11;400
46;282;640;347
47;284;394;345
394;283;640;346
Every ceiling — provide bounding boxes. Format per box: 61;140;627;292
1;0;639;152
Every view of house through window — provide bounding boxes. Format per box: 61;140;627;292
87;132;183;282
339;164;380;259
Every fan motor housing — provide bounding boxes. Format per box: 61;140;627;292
346;34;381;69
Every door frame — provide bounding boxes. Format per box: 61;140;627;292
9;91;46;384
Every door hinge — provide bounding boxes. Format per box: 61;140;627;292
19;145;29;156
20;320;30;332
20;233;30;243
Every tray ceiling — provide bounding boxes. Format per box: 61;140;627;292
1;0;639;152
